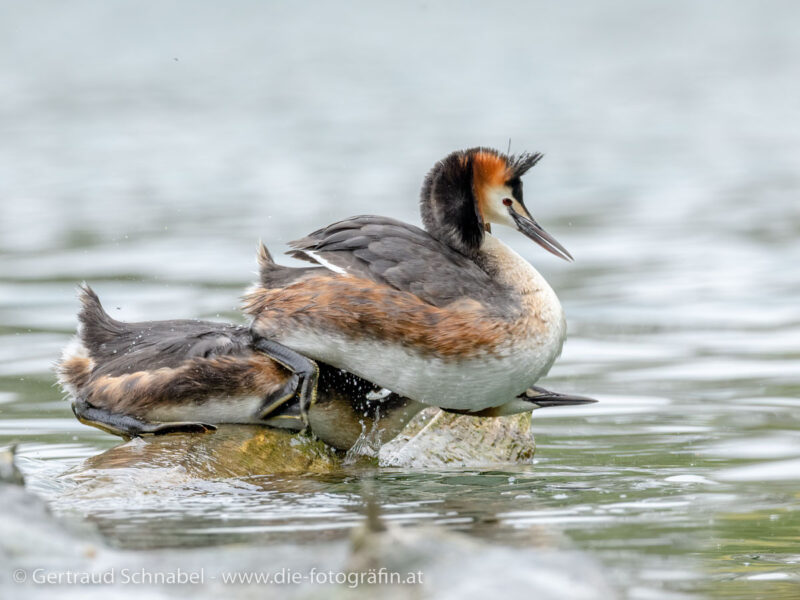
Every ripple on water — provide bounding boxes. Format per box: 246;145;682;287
1;1;800;597
715;458;800;482
700;435;800;460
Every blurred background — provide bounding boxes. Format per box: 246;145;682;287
1;1;799;599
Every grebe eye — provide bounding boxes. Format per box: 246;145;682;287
502;198;513;207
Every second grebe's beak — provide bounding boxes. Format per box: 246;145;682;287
508;202;573;262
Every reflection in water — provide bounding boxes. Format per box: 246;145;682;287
3;450;616;600
1;0;800;598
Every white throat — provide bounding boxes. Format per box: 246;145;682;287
479;233;552;294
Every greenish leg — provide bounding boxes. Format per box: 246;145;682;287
252;337;319;426
72;399;217;439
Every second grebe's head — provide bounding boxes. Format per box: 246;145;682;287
420;147;572;260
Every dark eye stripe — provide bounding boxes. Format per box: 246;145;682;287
507;178;523;203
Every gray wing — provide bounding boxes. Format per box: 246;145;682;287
77;285;253;377
287;215;508;309
89;319;254;378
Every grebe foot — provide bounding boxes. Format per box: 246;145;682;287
260;400;305;432
252;337;319;427
519;386;598;407
255;371;300;420
72;399;217;439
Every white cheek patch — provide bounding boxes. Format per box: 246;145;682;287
482;186;517;228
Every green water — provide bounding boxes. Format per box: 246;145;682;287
1;1;799;598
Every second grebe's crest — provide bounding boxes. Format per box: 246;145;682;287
420;147;572;261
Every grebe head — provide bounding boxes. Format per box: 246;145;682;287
420;147;572;261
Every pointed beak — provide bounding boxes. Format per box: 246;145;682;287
508;205;573;262
520;386;597;408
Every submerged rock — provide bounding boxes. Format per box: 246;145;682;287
60;426;344;492
35;410;537;514
58;409;536;489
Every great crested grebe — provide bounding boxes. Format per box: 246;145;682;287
58;285;594;450
242;147;576;413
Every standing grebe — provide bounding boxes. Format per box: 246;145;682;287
243;147;575;413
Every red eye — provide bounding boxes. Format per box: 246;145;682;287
502;198;513;207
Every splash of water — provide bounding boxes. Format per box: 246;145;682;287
343;406;384;465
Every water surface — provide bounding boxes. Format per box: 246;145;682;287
1;1;799;598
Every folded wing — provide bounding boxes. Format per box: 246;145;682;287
288;215;509;310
